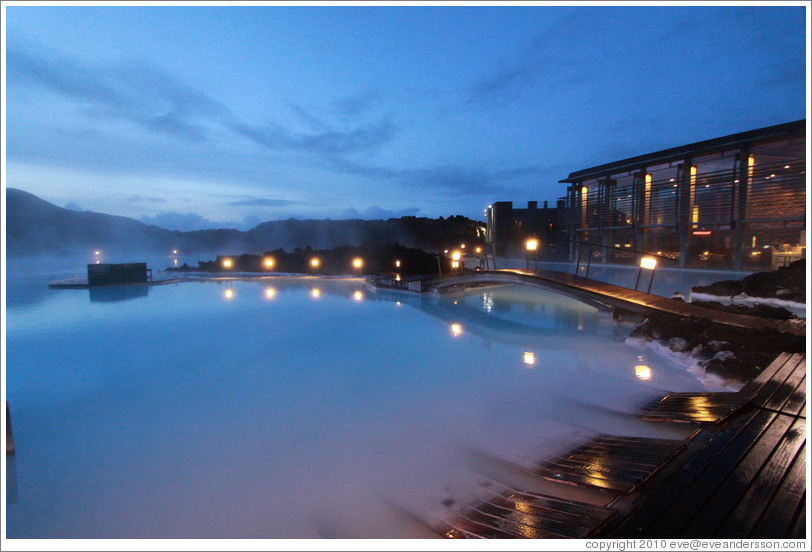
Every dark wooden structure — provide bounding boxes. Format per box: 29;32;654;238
6;402;14;455
87;263;150;286
439;352;806;539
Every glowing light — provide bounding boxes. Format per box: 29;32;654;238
172;249;178;254
523;351;536;366
265;288;276;299
222;258;233;269
525;238;538;251
474;247;482;254
395;260;401;268
94;250;100;256
353;291;363;301
460;244;466;249
451;251;461;261
352;257;363;269
784;165;790;169
450;323;463;337
264;257;275;269
224;289;234;299
635;365;652;380
640;257;657;270
693;230;712;236
451;260;459;269
310;258;320;268
395;274;401;281
443;249;449;254
395;301;402;307
311;288;321;298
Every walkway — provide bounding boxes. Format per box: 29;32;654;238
427;269;805;340
439;352;806;539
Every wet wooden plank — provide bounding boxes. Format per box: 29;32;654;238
536;435;682;494
749;354;804;411
781;374;806;417
627;408;779;537
750;442;805;538
602;407;762;537
652;410;791;537
761;358;805;414
639;392;750;423
499;487;615;521
789;500;806;539
436;516;513;539
714;416;805;538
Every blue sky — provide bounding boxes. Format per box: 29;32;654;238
3;2;808;230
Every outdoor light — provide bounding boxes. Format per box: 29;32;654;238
474;247;482;254
451;251;461;261
640;257;657;270
635;365;652;380
635;256;658;294
525;238;539;272
353;291;363;301
222;258;233;269
395;260;401;268
460;244;466;249
523;351;536;366
265;288;276;299
311;288;321;298
94;250;101;256
451;260;459;270
450;323;463;337
264;257;275;269
224;289;234;300
172;249;178;255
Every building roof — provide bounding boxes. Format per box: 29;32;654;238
559;119;806;184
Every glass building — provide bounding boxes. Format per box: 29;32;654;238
557;120;806;270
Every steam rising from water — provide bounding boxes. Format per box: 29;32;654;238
6;270;727;538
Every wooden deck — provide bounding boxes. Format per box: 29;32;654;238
439;352;806;539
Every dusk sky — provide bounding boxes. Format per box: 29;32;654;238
3;2;808;231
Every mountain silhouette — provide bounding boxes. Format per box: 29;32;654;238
6;188;484;257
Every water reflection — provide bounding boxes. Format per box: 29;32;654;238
88;285;149;303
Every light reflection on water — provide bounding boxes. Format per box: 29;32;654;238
6;278;722;538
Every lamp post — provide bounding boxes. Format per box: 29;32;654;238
310;257;320;275
451;250;461;273
635;256;658;293
525;238;539;272
263;257;275;271
352;257;363;276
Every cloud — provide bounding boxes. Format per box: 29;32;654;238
139;211;223;232
8;43;232;142
229;118;395;156
125;194;168;203
227;198;300;207
337;206;421;219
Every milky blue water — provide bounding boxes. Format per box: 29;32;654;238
5;276;722;538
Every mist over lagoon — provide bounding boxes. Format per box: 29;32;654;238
6;272;728;538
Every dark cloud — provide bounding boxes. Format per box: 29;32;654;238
126;195;168;203
337;205;421;219
229;118;395;155
8;44;231;142
227;198;300;207
139;211;221;232
330;91;380;119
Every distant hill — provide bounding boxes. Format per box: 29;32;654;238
5;188;485;257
